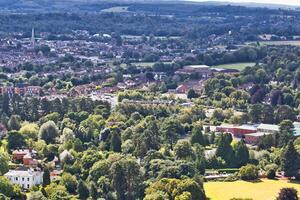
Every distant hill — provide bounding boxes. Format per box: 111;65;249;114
0;0;298;13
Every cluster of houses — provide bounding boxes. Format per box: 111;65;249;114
3;148;66;190
0;84;42;96
216;122;300;145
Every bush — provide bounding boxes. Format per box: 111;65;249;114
266;169;276;179
239;164;259;181
276;188;298;200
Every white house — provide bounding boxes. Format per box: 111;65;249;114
4;168;43;190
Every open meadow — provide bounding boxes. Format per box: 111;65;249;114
204;179;300;200
212;62;256;71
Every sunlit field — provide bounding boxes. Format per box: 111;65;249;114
205;179;300;200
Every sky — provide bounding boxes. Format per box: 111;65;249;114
189;0;300;6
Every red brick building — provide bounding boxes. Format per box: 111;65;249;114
216;124;257;138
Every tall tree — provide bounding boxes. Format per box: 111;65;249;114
77;180;89;200
42;167;51;187
7;115;21;131
39;121;59;144
281;141;299;178
234;140;249;167
161;118;183;149
111;162;126;200
216;133;234;166
7;131;26;150
110;132;122;152
190;124;205;146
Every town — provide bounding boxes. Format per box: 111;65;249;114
0;1;300;200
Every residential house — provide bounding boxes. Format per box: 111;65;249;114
4;167;43;190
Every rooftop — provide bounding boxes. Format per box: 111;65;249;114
257;124;279;131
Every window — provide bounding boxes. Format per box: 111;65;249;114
27;178;30;181
15;177;18;181
22;177;24;181
27;184;30;189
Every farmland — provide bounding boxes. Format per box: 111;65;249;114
258;40;300;46
204;179;300;200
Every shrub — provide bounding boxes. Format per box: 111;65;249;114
239;164;259;181
276;188;298;200
266;169;276;179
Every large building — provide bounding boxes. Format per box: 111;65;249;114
216;124;257;138
175;65;213;78
256;124;279;134
4;167;43;190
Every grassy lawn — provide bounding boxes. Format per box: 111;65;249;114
247;40;300;46
101;6;129;13
133;62;173;67
204;179;300;200
259;40;300;46
212;62;256;71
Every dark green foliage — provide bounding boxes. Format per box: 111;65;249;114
239;164;258;181
276;188;298;200
43;167;51;187
7;131;26;150
216;133;235;167
234;140;249;167
77;180;89;200
280;141;299;178
110;132;122;152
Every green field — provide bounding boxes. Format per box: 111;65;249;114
251;40;300;46
204;179;300;200
212;62;256;71
120;62;173;68
101;6;129;13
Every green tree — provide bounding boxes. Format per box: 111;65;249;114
187;89;198;99
39;121;59;144
19;123;39;140
278;120;294;147
161;118;183;149
276;188;298;200
7;115;21;130
89;181;98;200
174;140;195;160
77;180;89;200
60;173;77;194
28;191;47;200
110;132;122;152
43;167;51;186
0;152;9;175
7;130;26;150
190;125;205;146
234;140;249;167
216;133;234;166
111;158;142;200
239;164;259;181
0;176;14;197
281;141;299;178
